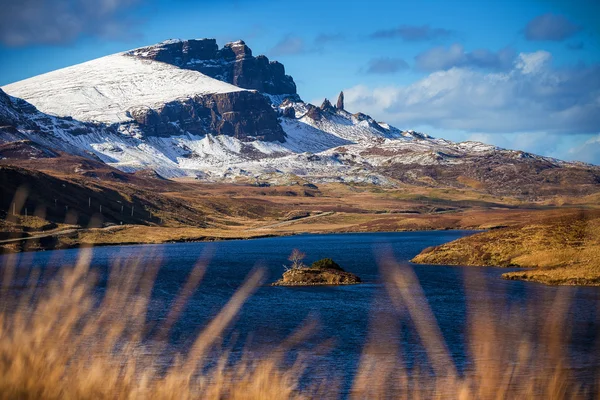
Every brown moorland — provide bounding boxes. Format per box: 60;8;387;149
2;160;599;254
412;209;600;286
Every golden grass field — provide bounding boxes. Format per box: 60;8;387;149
412;209;600;286
3;180;594;251
1;247;597;399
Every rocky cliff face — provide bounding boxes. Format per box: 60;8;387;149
127;90;285;141
126;39;297;95
1;89;54;135
120;39;292;141
0;89;20;127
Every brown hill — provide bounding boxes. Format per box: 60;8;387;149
411;209;600;286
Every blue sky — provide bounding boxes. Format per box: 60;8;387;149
1;0;599;164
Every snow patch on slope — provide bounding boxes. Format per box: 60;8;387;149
2;53;246;124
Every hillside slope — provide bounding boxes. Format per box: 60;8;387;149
411;209;600;286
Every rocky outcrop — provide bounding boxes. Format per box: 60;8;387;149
336;91;344;110
1;88;78;136
126;39;297;95
353;112;386;132
127;90;285;141
272;259;362;286
282;106;295;119
305;104;323;121
272;267;362;286
320;98;335;112
301;99;337;121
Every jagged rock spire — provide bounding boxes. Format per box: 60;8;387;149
336;91;344;110
320;98;334;111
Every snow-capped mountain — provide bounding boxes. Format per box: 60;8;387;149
1;39;598;197
2;51;246;125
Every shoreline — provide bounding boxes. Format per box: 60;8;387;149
3;223;598;288
4;210;599;288
0;225;483;255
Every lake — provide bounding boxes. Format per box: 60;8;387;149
2;230;599;394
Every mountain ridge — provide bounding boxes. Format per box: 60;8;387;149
125;38;297;96
1;38;599;199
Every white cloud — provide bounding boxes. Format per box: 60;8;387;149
270;35;306;56
514;50;552;74
567;134;600;165
0;0;140;46
524;13;582;42
344;51;600;136
415;43;516;71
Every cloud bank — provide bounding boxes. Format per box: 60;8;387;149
270;35;306;56
345;51;600;137
369;25;453;41
363;57;409;74
524;13;582;41
0;0;140;46
567;134;600;164
415;44;515;71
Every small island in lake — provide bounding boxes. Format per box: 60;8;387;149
272;250;362;286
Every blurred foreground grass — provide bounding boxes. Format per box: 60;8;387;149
1;245;598;399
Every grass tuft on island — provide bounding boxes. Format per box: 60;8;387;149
272;253;361;286
411;209;600;286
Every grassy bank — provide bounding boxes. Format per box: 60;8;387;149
412;209;600;286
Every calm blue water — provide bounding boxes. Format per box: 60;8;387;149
2;231;599;393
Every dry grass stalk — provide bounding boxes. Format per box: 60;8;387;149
0;246;319;399
1;248;598;399
349;257;594;399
